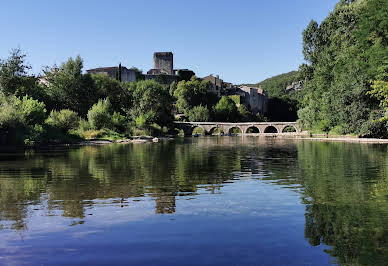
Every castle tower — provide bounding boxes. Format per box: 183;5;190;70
154;52;173;75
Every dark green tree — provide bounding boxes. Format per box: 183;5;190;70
127;80;174;128
0;48;31;96
187;105;210;122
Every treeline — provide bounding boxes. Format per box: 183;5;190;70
0;50;262;145
297;0;387;137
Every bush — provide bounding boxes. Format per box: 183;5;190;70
112;111;127;132
19;95;47;126
0;94;24;128
78;119;91;132
135;114;148;129
0;94;47;144
87;98;112;130
46;109;80;132
187;105;210;122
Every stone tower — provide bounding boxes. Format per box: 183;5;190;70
154;52;174;75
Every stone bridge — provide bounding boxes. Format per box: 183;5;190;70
174;122;301;136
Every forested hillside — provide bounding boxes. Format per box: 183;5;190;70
256;71;300;98
297;0;387;137
254;71;302;122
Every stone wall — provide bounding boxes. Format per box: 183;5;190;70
239;86;268;115
86;67;136;82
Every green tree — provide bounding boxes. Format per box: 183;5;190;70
46;109;80;133
0;48;31;96
43;56;96;116
298;0;388;137
214;96;238;122
177;69;195;81
127;80;174;128
91;73;131;114
87;98;112;130
187;105;210;122
237;105;253;122
174;76;212;114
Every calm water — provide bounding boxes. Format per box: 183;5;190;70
0;137;387;266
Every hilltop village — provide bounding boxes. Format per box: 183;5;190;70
87;52;268;116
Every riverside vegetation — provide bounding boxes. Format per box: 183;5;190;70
0;0;387;146
0;52;265;146
252;0;387;138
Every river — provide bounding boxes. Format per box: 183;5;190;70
0;137;387;265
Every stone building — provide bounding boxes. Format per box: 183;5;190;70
234;86;268;115
147;52;174;75
86;66;136;82
201;74;224;96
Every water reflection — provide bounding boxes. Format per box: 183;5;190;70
0;137;387;265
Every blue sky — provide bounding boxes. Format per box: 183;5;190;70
0;0;338;84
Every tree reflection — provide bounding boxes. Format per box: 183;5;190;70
0;138;387;265
298;142;388;265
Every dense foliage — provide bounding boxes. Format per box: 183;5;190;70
256;71;300;99
297;0;387;137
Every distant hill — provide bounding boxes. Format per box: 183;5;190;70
253;71;300;98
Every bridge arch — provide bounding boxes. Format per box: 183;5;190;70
227;126;243;135
264;126;278;133
187;125;206;135
246;126;260;134
209;126;225;135
282;125;297;133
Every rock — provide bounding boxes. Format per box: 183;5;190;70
152;137;159;142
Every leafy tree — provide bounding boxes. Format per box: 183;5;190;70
237;105;253;122
169;81;177;97
127;80;174;128
91;73;131;114
0;93;46;144
87;98;112;130
297;0;388;137
43;56;96;116
174;76;212;114
177;69;195;81
187;105;210;122
302;20;319;64
46;109;80;133
214;96;238;122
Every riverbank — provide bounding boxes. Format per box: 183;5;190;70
1;134;387;152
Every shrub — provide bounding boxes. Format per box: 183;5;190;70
112;111;127;132
0;94;47;144
87;98;112;130
0;94;23;128
46;109;80;132
78;119;91;132
19;95;47;126
135;114;149;129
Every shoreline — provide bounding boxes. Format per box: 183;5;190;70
1;134;387;151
